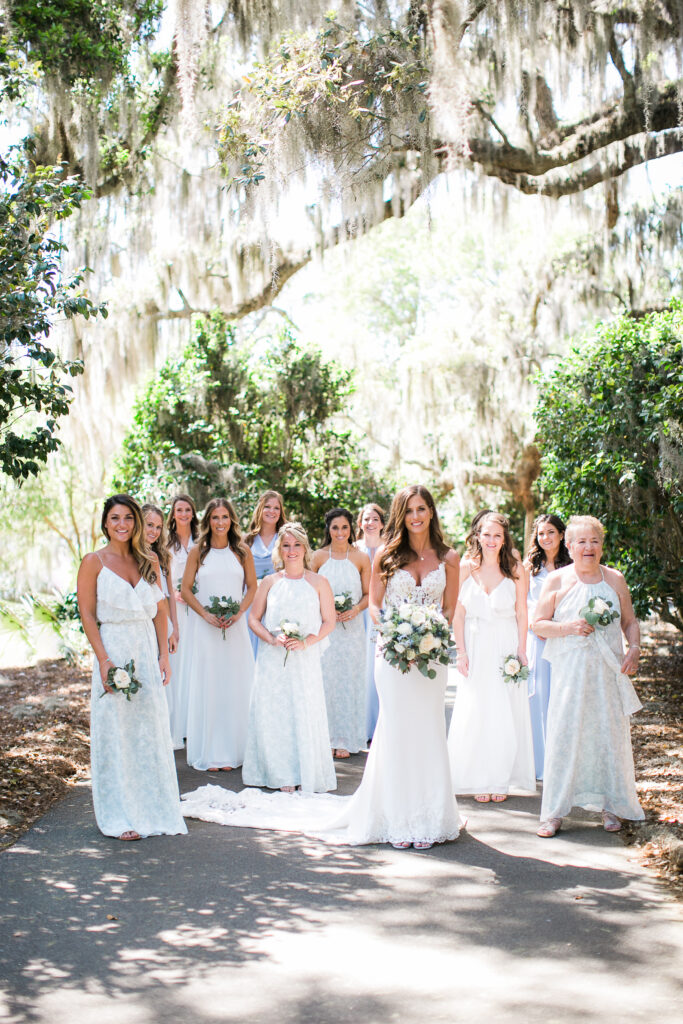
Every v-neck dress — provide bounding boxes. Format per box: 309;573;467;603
90;567;187;838
447;575;535;795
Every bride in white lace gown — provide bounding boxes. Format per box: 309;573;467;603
182;486;462;849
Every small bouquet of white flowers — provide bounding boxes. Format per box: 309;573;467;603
377;602;454;679
579;595;619;628
502;654;530;686
176;579;198;615
280;619;306;665
334;591;354;629
101;659;141;701
204;595;241;639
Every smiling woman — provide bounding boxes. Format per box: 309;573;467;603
76;493;187;841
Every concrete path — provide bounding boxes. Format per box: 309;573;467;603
1;750;681;1024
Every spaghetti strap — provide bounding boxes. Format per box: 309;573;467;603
95;551;105;568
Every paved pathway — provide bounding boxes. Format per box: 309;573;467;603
1;748;681;1024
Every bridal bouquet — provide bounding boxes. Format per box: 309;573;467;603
101;659;141;700
580;595;619;628
377;602;454;678
334;591;354;629
204;595;241;639
280;619;305;665
502;654;530;686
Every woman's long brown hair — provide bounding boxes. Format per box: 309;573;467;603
141;503;171;577
166;493;199;553
467;512;519;579
378;485;449;584
197;498;250;567
244;490;287;545
100;494;157;584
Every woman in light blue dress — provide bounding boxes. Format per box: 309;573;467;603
244;523;337;792
77;494;186;841
524;514;572;779
355;503;386;742
245;490;288;655
313;509;371;758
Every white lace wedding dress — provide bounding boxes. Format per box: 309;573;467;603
181;563;462;846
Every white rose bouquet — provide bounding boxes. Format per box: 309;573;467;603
100;659;141;701
280;620;306;665
377;602;454;678
176;578;198;615
334;591;354;629
502;654;530;686
204;595;242;639
579;595;619;628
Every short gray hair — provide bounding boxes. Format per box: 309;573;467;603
565;515;605;544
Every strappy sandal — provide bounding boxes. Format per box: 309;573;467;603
491;794;508;803
391;841;411;849
474;794;491;803
537;818;562;838
118;830;141;841
602;811;622;832
413;842;433;849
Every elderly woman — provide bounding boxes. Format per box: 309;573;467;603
532;515;644;837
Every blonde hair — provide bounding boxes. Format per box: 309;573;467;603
565;515;605;544
141;503;171;576
245;490;287;545
100;494;157;585
272;522;313;570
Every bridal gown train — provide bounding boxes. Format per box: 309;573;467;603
90;567;187;838
181;562;462;846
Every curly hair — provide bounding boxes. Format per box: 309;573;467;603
525;513;572;576
100;494;157;584
197;498;249;567
245;490;288;545
377;486;449;584
467;512;518;580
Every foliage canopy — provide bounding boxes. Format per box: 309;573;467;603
112;313;392;538
536;303;683;631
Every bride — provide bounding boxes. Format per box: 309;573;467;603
182;484;462;849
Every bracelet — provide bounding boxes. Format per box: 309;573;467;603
628;644;641;651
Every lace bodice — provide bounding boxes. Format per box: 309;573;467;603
385;563;446;609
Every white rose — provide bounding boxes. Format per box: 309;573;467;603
418;634;438;655
405;649;416;660
394;642;405;653
334;596;344;608
112;668;130;689
592;598;609;615
411;608;427;627
397;622;413;636
505;658;521;676
281;621;298;633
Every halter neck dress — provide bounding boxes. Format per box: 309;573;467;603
166;536;195;748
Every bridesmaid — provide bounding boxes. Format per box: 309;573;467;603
164;493;199;747
142;504;179;655
448;512;536;801
524;514;572;779
244;523;337;793
77;494;186;840
181;498;257;772
245;490;288;654
355;503;386;742
312;508;371;758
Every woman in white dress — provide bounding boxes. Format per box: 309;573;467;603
245;490;288;655
243;523;337;792
181;498;257;772
313;509;371;758
448;512;535;802
77;494;187;841
532;515;643;837
355;503;386;742
181;485;462;850
524;514;572;779
142;503;179;655
164;494;199;747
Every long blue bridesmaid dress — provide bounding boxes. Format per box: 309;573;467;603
357;540;380;742
527;564;552;779
248;533;277;656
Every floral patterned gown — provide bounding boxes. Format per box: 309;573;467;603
90;567;187;838
540;574;644;822
242;574;336;793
